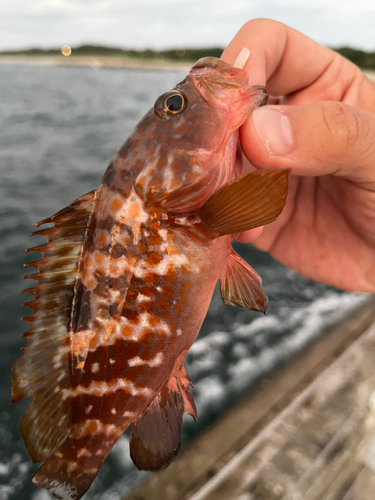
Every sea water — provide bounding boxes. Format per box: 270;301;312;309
0;63;367;500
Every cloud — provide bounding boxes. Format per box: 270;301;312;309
0;0;374;51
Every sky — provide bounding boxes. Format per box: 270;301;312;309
1;0;375;52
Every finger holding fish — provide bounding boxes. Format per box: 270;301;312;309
223;19;375;293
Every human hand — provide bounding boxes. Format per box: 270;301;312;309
222;19;375;293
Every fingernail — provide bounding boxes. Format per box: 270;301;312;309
253;107;293;155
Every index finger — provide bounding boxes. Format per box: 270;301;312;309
221;19;361;102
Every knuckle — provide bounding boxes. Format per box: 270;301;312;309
321;101;371;155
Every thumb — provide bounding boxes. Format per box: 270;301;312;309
241;102;375;189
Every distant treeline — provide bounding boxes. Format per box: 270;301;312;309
334;47;375;70
0;45;223;62
1;45;374;70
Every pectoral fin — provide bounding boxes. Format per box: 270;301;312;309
221;247;268;312
130;363;196;471
197;169;289;238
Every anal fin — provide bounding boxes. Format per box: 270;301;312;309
130;362;196;471
221;247;268;312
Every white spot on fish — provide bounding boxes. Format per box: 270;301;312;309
111;408;116;415
77;448;92;458
67;379;152;398
123;411;136;418
137;293;151;302
91;362;100;373
85;405;93;414
128;352;163;367
177;328;182;336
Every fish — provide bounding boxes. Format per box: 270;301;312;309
12;54;288;500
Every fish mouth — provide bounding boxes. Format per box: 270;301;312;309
189;57;249;90
189;57;268;108
247;84;269;106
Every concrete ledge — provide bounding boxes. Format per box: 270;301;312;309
125;296;375;500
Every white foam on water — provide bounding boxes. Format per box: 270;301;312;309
0;453;30;500
190;290;368;415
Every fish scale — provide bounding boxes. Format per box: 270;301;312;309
12;56;289;499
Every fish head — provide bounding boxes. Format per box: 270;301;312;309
134;57;267;213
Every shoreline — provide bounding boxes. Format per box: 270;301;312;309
1;55;374;81
0;54;192;72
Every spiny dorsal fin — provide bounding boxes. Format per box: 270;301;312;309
197;169;289;238
12;189;98;463
220;247;268;312
129;363;196;471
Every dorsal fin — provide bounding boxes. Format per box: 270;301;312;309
129;362;196;471
12;189;98;463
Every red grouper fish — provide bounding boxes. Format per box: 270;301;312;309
12;55;288;500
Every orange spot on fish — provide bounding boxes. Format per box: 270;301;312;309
132;138;140;148
87;279;95;289
148;233;162;246
148;130;158;140
147;145;156;155
97;233;107;247
163;120;172;129
147;252;162;266
187;171;198;182
110;264;119;275
121;325;132;336
171;159;184;173
166;265;176;284
170;178;182;189
140;285;153;297
126;289;138;302
146;192;156;204
85;256;92;267
156;157;168;171
181;264;192;276
144;272;159;283
95;252;105;264
122;309;139;324
82;269;88;281
128;203;140;219
157;298;169;310
137;177;145;189
148;315;159;327
138;242;147;253
148;156;156;163
160;144;168;156
139;301;152;313
149;221;160;232
111;199;122;212
160;132;168;142
166;245;180;256
106;322;116;337
89;336;99;350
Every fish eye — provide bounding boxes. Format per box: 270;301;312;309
164;93;185;114
154;91;187;119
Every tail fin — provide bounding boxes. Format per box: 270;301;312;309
33;422;129;500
